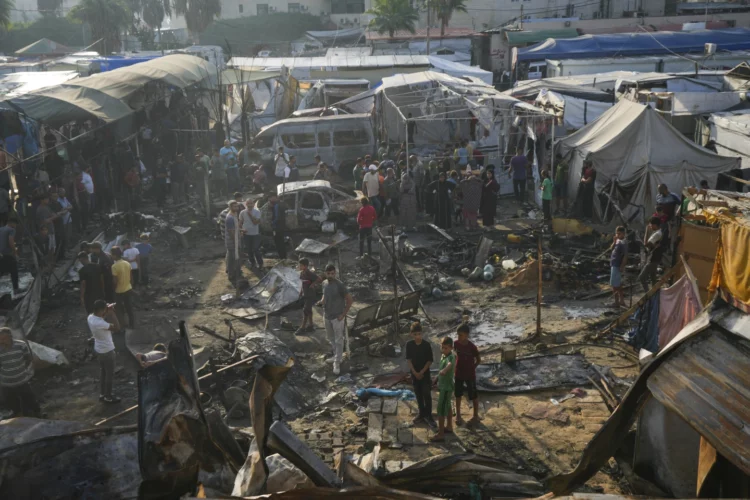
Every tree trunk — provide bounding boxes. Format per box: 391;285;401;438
441;19;446;37
389;29;394;38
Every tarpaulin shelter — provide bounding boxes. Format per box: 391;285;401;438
535;89;613;132
516;28;750;63
556;99;740;223
14;38;72;57
0;54;218;137
0;71;78;99
705;109;750;169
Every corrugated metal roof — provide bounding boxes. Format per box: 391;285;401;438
647;327;750;476
506;29;580;45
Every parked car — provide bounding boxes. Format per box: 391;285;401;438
257;180;363;232
253;113;374;176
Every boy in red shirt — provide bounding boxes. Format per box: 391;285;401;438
356;197;377;258
454;323;481;427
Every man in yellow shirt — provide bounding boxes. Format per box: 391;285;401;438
110;246;135;330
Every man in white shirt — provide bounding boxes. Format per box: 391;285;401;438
122;239;141;285
362;165;382;213
220;140;240;189
240;198;263;268
274;146;290;185
81;166;95;213
87;299;120;403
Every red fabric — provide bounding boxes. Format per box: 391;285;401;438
453;339;478;380
658;274;701;350
357;205;377;229
378;175;385;197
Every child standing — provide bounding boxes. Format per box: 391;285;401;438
296;258;321;335
356;197;377;258
431;336;455;442
135;234;153;286
540;169;553;221
454;324;481;427
405;322;434;427
121;239;141;287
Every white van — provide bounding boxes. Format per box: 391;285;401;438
254;113;375;175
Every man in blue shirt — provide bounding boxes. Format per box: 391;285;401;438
220;140;240;190
506;148;528;204
655;184;681;221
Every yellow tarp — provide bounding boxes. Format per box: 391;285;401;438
709;220;750;306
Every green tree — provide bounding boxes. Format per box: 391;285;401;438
435;0;466;37
142;0;171;48
69;0;131;53
173;0;221;44
37;0;63;18
0;0;13;28
366;0;418;39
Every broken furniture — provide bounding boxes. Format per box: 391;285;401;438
294;231;349;271
226;265;303;320
349;291;421;337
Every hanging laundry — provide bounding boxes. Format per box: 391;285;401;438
658;274;702;350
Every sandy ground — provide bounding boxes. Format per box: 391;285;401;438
23;190;640;495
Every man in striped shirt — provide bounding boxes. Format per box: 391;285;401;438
0;328;40;417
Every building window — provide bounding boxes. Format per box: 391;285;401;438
257;3;268;15
331;0;365;14
288;2;300;12
239;3;243;12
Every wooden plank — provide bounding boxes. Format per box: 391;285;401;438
367;413;383;444
381;398;398;415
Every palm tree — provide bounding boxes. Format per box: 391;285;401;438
69;0;132;53
0;0;13;28
435;0;466;37
173;0;221;44
366;0;418;39
142;0;171;48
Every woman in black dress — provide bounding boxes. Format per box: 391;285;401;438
429;171;453;229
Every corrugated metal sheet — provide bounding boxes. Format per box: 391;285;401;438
647;327;750;476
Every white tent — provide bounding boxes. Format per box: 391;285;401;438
708;110;750;169
535;89;613;132
557;99;740;223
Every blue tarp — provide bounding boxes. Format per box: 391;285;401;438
517;28;750;62
94;56;162;72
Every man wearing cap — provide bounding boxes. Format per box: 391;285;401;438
362;165;381;213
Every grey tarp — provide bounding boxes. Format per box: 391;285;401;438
556;99;740;223
0;54;217;126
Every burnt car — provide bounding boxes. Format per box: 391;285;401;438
258;180;363;232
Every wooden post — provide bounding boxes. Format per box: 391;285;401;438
391;226;399;340
204;170;211;221
537;232;543;337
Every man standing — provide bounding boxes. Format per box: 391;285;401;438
287;156;300;182
81;166;95;214
110;246;135;330
313;162;331;181
58;188;73;248
49;190;68;260
609;226;628;308
78;251;105;314
225;200;242;284
353;157;365;191
194;147;211;200
655;184;681;221
639;217;665;293
507;148;528;204
270;193;288;260
87;300;121;404
239;198;263;268
90;241;115;302
171;154;187;203
0;218;20;295
222;140;240;191
0;328;40;417
317;264;353;375
210;148;226;197
274;146;290;185
35;194;62;255
362;165;381;213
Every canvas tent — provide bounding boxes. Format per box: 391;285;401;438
706;110;750;169
557;99;740;223
14;38;72;57
535;89;613;132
